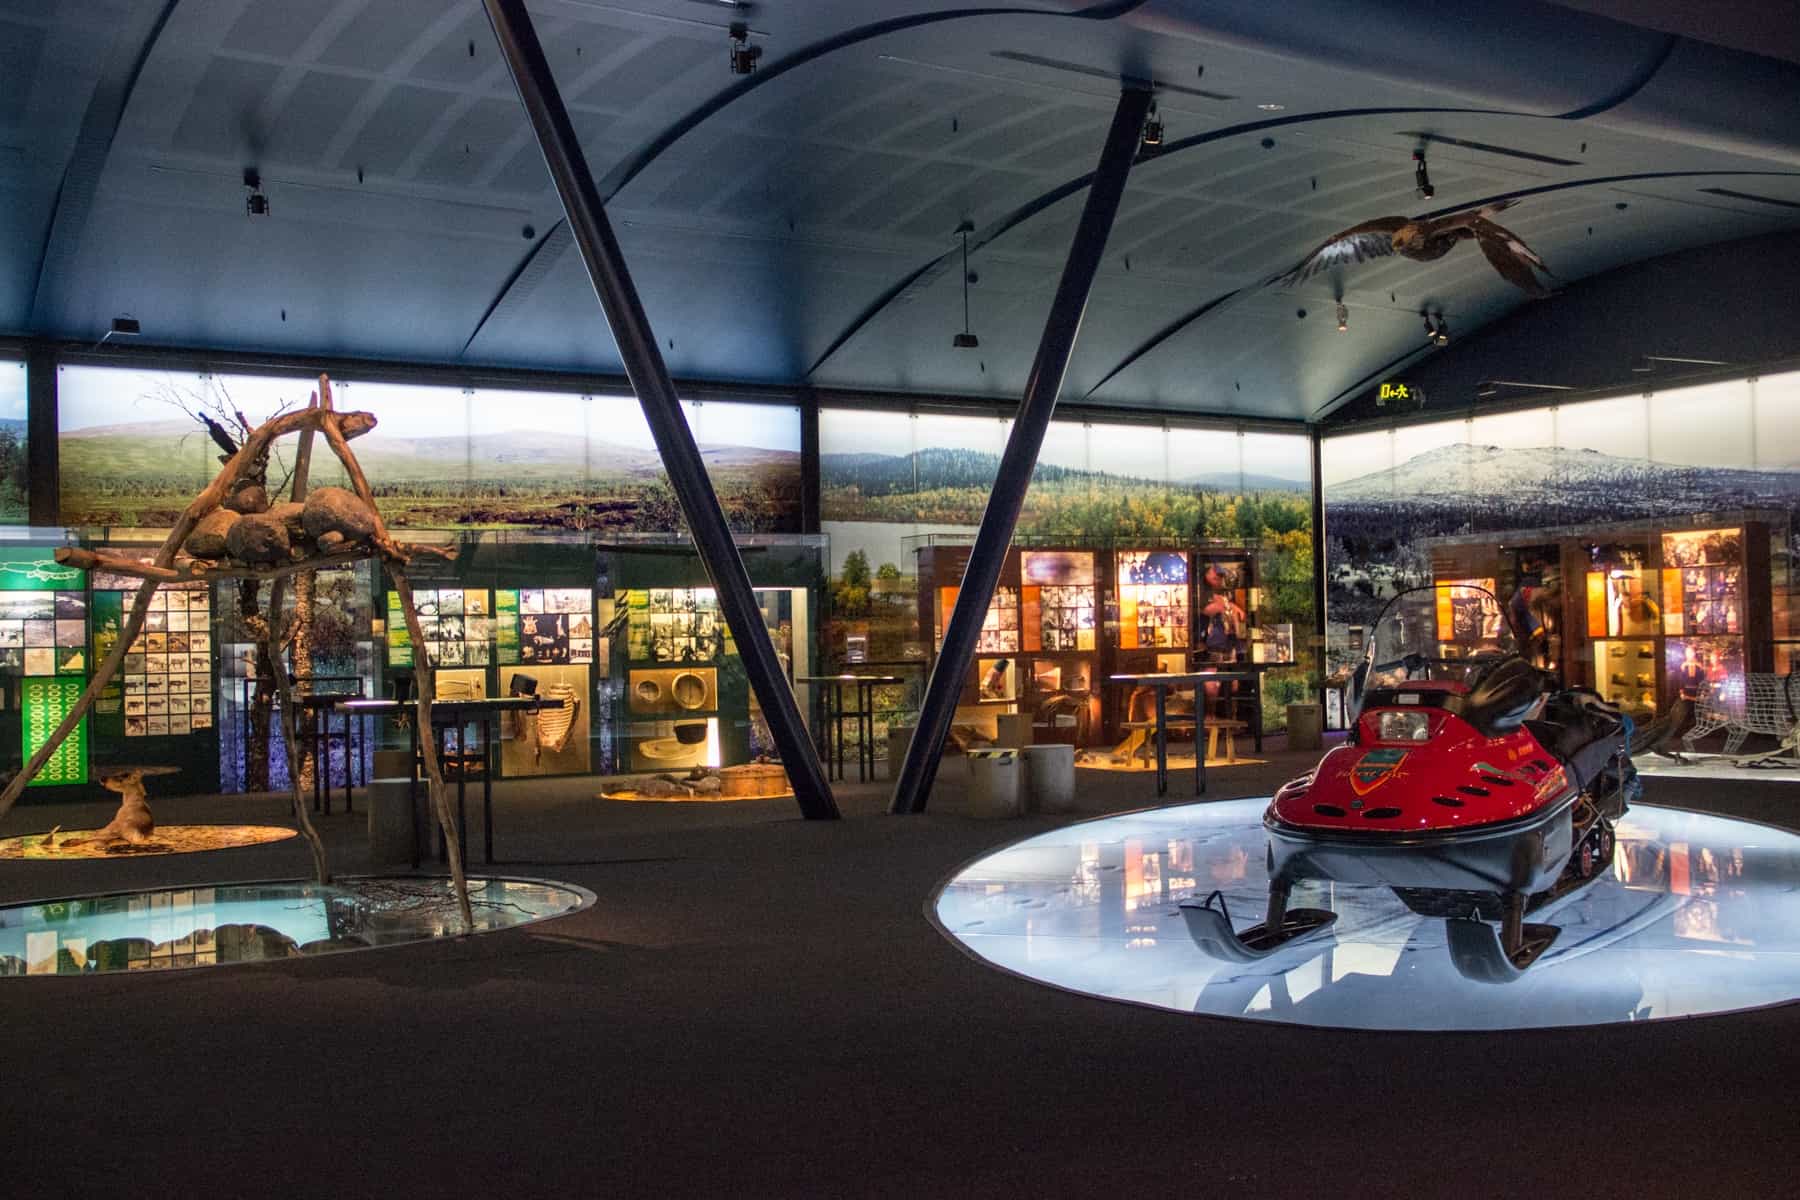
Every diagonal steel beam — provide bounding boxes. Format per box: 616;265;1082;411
481;0;838;820
891;85;1152;815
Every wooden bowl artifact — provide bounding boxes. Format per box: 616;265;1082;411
670;671;708;710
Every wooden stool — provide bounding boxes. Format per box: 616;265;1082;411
1113;721;1154;765
1207;719;1249;764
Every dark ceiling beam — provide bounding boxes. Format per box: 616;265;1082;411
25;0;181;332
465;0;1152;359
594;0;1154;204
803;35;1690;385
1076;167;1800;406
481;0;841;820
461;220;573;357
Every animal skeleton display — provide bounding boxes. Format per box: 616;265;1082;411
1683;672;1800;765
0;376;478;930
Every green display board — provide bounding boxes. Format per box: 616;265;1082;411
23;677;87;786
495;589;520;664
384;590;413;667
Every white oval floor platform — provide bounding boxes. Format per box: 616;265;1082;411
934;800;1800;1030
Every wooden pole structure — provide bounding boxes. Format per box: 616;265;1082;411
0;384;476;931
262;380;329;883
0;406;363;827
315;405;473;931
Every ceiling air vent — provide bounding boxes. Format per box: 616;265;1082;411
1397;132;1578;166
989;51;1236;100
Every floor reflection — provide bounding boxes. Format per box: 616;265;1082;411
935;801;1800;1030
1;877;592;976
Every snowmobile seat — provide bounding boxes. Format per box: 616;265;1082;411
1461;658;1545;737
1526;692;1627;791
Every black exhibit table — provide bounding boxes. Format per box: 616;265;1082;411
795;675;904;782
335;696;567;868
1108;671;1255;797
296;691;365;817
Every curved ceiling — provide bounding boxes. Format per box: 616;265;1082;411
5;0;1800;421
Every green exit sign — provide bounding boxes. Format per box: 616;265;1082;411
1377;380;1425;409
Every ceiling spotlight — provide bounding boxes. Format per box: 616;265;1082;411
1422;312;1449;345
953;221;979;350
1413;149;1434;200
728;22;760;75
1257;103;1285;111
1336;302;1348;333
1141;103;1164;149
98;314;141;347
243;167;270;217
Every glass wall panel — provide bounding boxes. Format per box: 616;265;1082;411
820;406;1315;749
58;365;801;534
1322;375;1797;759
0;360;25;523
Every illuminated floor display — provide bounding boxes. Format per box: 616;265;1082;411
0;825;298;860
934;800;1800;1030
1;876;592;976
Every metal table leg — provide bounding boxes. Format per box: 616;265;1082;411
1196;701;1207;796
1154;685;1169;797
408;716;422;869
482;711;495;865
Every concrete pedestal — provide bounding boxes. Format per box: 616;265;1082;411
995;712;1033;750
367;777;416;866
1287;702;1324;751
1021;744;1076;813
965;751;1021;818
887;725;915;781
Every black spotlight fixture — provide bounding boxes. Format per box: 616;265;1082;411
1336;301;1348;333
728;22;760;75
244;167;270;217
953;221;979;349
1422;311;1448;345
1413;149;1434;200
1141;102;1164;149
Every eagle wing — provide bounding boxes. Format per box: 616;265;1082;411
1471;218;1555;297
1273;217;1408;286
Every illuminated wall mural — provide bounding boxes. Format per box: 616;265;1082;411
0;359;26;523
819;408;1317;721
1321;370;1800;678
56;365;801;532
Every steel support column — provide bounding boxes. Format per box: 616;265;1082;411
1309;425;1331;722
891;86;1152;815
481;0;838;820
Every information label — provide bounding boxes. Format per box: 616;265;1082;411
23;677;88;786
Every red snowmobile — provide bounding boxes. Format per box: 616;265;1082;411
1183;583;1644;982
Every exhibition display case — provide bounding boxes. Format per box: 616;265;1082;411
2;529;823;801
914;540;1282;747
1427;511;1781;730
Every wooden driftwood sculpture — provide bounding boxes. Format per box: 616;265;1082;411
0;376;475;930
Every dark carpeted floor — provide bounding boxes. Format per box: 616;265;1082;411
2;740;1794;1198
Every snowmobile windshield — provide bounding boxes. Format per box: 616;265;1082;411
1351;584;1519;717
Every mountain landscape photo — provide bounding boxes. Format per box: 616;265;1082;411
1322;440;1800;654
60;412;801;531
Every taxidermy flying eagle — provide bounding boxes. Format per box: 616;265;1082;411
1276;199;1558;296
